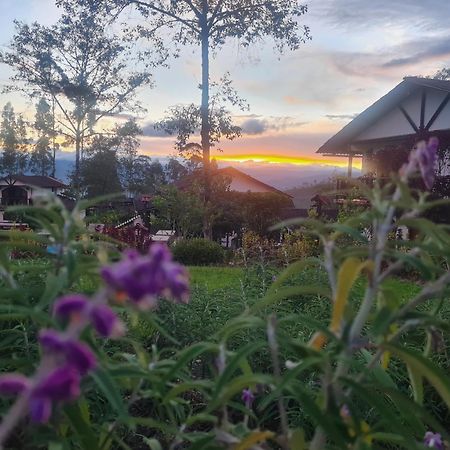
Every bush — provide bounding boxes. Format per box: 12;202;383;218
172;238;224;265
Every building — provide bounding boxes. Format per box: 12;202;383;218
318;77;450;177
0;175;67;223
218;166;293;199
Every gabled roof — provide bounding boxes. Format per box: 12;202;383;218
317;77;450;156
0;175;67;189
218;166;293;198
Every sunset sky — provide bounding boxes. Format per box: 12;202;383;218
0;0;449;173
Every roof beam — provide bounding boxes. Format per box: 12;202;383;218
425;93;450;131
399;106;419;133
420;89;426;130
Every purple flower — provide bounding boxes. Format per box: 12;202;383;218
0;374;30;396
39;330;96;376
54;294;89;319
90;304;125;338
101;244;189;307
29;397;52;423
340;404;351;420
33;366;80;402
242;388;255;408
424;431;444;449
25;364;86;423
39;329;67;352
409;137;439;189
29;365;81;423
64;341;97;375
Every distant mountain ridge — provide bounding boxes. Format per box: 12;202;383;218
50;152;358;192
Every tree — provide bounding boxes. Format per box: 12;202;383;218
80;136;123;198
152;186;204;237
29;98;54;176
433;68;450;80
0;103;29;176
1;5;153;192
58;0;310;233
156;74;247;158
165;158;188;183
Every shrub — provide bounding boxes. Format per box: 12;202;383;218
172;238;224;265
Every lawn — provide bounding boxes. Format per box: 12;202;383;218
188;266;244;291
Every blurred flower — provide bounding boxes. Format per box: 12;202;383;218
39;330;96;376
64;341;97;375
90;304;125;338
53;294;89;320
406;137;439;189
101;244;189;308
424;431;444;449
340;404;351;420
30;366;80;423
39;329;67;352
241;388;255;408
0;374;30;396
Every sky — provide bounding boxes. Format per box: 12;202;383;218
0;0;450;182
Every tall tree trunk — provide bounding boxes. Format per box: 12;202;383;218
200;19;212;240
51;98;56;178
75;132;81;196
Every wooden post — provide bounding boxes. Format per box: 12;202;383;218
348;154;353;178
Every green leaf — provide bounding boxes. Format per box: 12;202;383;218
142;437;163;450
407;364;424;405
385;343;450;410
64;402;99;450
289;429;306;450
92;368;128;420
331;257;372;334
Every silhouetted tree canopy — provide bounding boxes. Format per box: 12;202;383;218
1;5;153;192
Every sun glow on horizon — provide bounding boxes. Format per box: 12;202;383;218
213;154;362;170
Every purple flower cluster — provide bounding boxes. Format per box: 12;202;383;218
242;388;255;409
0;295;124;423
0;244;188;433
424;432;444;449
101;244;189;309
405;137;439;189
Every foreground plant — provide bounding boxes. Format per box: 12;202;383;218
0;244;188;447
0;139;448;450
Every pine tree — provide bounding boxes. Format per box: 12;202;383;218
30;99;54;176
0;103;29;176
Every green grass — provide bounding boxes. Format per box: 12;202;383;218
188;266;245;291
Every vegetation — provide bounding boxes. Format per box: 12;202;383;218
172;238;225;266
0;139;448;450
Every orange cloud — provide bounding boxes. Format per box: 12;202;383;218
213;153;362;169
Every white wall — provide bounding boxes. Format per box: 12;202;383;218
356;87;450;141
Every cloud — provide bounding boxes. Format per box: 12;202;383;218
141;121;171;138
383;38;450;67
238;115;308;135
327;34;450;82
325;114;358;121
313;0;450;32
